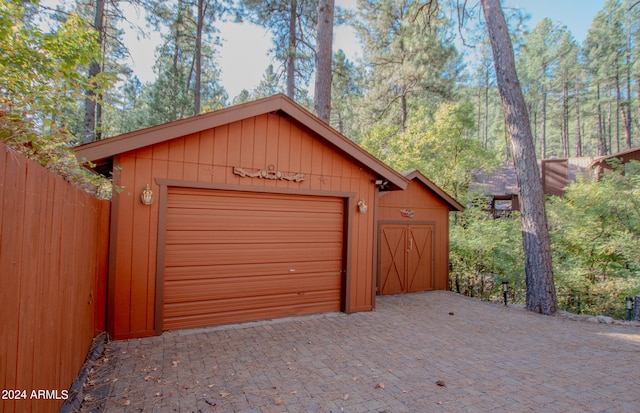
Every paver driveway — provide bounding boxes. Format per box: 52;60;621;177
80;291;640;412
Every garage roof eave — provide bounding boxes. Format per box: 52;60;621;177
74;94;408;190
403;170;464;212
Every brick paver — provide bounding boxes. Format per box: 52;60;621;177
80;291;640;412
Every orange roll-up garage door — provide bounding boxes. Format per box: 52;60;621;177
162;187;344;331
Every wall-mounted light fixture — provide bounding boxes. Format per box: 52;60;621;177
626;297;634;321
357;200;368;213
502;281;509;306
141;184;153;206
374;179;389;190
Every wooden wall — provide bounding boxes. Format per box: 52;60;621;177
541;159;569;197
0;142;110;413
109;112;378;338
378;179;451;291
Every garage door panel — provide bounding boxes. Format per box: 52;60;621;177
165;291;341;319
164;273;342;303
167;209;342;232
166;230;341;245
165;243;343;267
168;190;342;214
164;260;343;280
163;296;341;331
162;188;345;330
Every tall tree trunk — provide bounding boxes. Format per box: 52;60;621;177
562;74;569;158
575;93;583;157
597;83;607;155
531;106;537;150
636;82;640;139
194;0;204;115
400;88;407;132
286;0;297;99
608;101;612;154
83;0;105;144
615;68;621;153
541;82;547;159
483;66;489;149
481;0;557;315
313;0;334;122
477;74;482;142
625;35;633;149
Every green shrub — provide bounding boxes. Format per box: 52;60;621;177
449;207;525;304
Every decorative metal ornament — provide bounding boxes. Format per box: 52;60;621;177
233;165;305;182
357;200;368;213
400;209;414;218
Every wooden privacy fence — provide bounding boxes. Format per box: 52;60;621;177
0;142;110;413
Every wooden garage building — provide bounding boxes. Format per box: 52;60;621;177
377;171;463;295
75;95;462;339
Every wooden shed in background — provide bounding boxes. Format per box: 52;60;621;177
75;95;461;339
590;146;640;179
377;170;463;295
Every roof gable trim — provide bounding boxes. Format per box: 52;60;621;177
403;170;464;211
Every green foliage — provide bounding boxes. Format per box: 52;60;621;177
0;1;109;197
361;102;496;199
330;50;363;138
449;208;525;303
352;0;461;131
240;0;317;99
0;1;99;120
547;163;640;318
453;163;640;318
145;0;229;124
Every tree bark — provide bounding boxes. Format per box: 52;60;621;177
286;0;297;99
575;93;583;157
541;81;547;159
481;0;557;315
483;65;489;149
625;35;633;149
194;0;204;115
597;83;607;155
83;0;105;144
313;0;334;123
562;73;569;158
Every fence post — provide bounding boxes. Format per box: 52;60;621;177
634;295;640;321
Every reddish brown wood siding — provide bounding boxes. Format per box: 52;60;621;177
541;159;568;197
378;178;452;292
162;188;344;330
108;112;377;338
0;143;110;413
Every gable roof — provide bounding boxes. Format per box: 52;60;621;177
403;170;464;211
589;146;640;169
74;94;408;190
469;163;519;198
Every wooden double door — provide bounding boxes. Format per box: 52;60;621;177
378;223;435;295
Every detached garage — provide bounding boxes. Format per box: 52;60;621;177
75;95;461;339
377;171;464;295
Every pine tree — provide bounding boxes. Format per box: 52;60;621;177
481;0;557;315
240;0;317;100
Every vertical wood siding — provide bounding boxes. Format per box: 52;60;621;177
0;143;110;413
378;179;451;291
109;112;377;338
